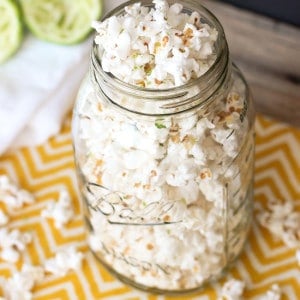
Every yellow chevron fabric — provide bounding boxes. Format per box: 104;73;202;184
0;114;299;299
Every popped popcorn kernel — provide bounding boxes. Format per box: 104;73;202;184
258;284;282;300
0;175;35;208
44;246;84;276
256;199;300;248
0;264;44;300
0;228;32;263
0;209;9;227
296;249;300;267
199;167;212;180
218;278;245;300
41;189;74;229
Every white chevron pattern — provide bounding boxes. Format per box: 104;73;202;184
0;115;299;299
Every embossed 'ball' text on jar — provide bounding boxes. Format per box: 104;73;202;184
72;0;255;294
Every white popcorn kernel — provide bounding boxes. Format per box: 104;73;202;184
168;3;184;27
1;264;44;300
16;189;35;206
256;199;300;248
116;31;132;60
196;117;215;135
258;284;282;300
12;264;44;291
44;246;84;276
177;180;199;204
125;2;142;16
0;209;9;226
296;249;300;266
0;228;32;262
198;177;223;205
41;189;74;229
3;288;32;300
89;233;103;252
178;114;198;134
218;278;245;300
1;246;20;263
0;175;35;208
122;150;149;170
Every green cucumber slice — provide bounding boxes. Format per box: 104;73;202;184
20;0;102;45
0;0;23;64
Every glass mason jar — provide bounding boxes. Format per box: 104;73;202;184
72;0;255;294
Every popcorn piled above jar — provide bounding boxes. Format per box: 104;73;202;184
93;0;217;88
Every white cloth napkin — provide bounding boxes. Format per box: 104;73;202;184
0;0;126;155
0;35;91;154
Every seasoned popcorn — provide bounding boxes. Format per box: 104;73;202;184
0;264;44;300
0;177;86;298
44;246;84;276
0;209;9;227
74;0;254;291
93;0;217;88
0;175;34;208
41;189;74;229
0;228;32;263
256;199;300;248
258;284;282;300
218;278;245;300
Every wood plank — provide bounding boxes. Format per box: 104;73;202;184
201;0;300;127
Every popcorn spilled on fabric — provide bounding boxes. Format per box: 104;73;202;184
217;279;282;300
218;278;245;300
0;228;32;263
41;189;75;229
257;284;282;300
0;209;9;227
44;246;84;276
0;174;82;300
0;175;35;208
0;264;44;300
255;199;300;248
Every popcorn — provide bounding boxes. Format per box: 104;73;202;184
41;189;74;229
0;177;85;298
218;281;282;300
296;249;300;267
122;150;150;170
256;199;300;248
0;264;44;300
0;209;9;226
1;246;20;263
76;66;252;289
0;175;34;208
93;0;218;88
75;0;254;291
258;284;282;300
44;246;84;276
218;278;245;300
0;228;32;263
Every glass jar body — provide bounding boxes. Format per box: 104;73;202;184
72;0;255;293
72;65;255;293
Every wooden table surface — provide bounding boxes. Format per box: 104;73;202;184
203;0;300;127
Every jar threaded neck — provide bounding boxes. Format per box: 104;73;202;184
90;0;230;116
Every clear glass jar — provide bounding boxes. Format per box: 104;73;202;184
72;0;255;294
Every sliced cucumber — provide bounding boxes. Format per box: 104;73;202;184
0;0;23;64
20;0;102;45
